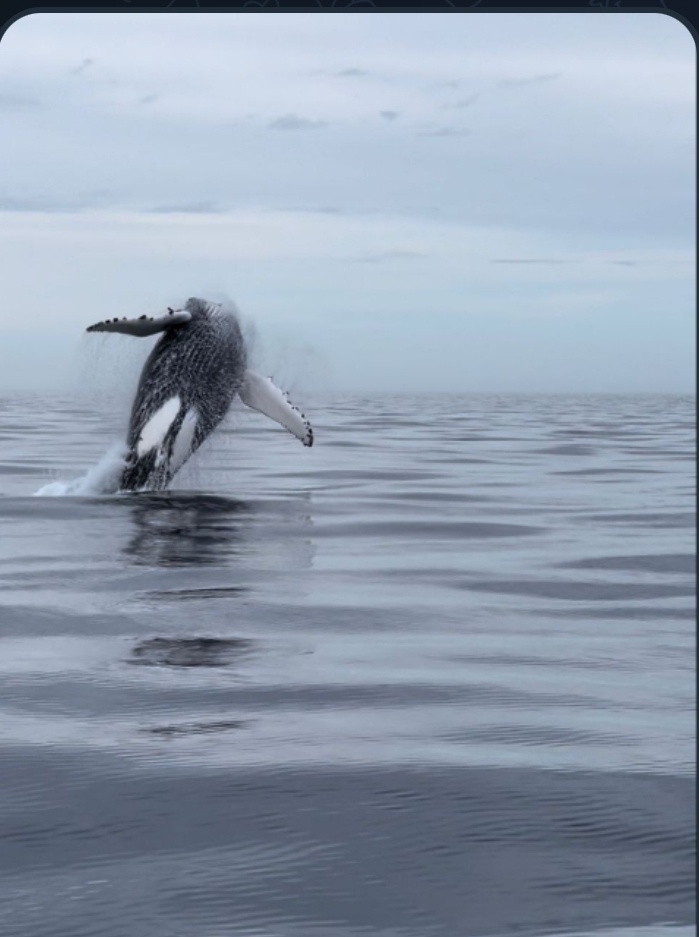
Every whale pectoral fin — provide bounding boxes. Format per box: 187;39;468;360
239;371;313;447
86;310;192;337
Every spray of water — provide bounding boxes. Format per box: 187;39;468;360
33;443;128;497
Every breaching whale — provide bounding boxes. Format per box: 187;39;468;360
86;297;313;492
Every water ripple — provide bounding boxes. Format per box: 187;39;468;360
0;392;694;937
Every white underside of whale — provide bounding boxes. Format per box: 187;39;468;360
134;399;200;474
136;396;181;457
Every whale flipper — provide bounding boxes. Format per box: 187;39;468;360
239;371;313;447
86;309;192;337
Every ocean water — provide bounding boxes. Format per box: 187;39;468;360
0;391;695;937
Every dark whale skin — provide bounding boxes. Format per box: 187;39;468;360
121;299;247;492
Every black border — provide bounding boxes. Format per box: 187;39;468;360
0;4;697;34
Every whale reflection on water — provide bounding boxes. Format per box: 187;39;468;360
121;488;316;617
123;492;251;568
129;636;254;668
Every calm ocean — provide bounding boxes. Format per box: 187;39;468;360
0;391;695;937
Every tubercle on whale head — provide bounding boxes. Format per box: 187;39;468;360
183;297;228;319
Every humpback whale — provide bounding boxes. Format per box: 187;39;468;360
86;297;313;492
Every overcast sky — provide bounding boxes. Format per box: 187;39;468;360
0;12;694;393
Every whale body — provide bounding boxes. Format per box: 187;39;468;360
86;297;313;492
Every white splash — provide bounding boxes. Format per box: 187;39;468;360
33;444;127;497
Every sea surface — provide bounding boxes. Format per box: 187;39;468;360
0;391;695;937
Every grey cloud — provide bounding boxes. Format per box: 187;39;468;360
490;259;574;265
353;250;428;264
336;68;369;77
268;114;328;131
380;110;399;122
0;194;88;211
77;188;115;205
0;93;42;109
0;189;121;212
0;196;49;211
150;200;224;214
498;73;561;88
608;260;638;266
71;57;94;76
454;94;480;108
417;126;470;138
139;93;159;105
442;94;479;112
275;205;344;216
